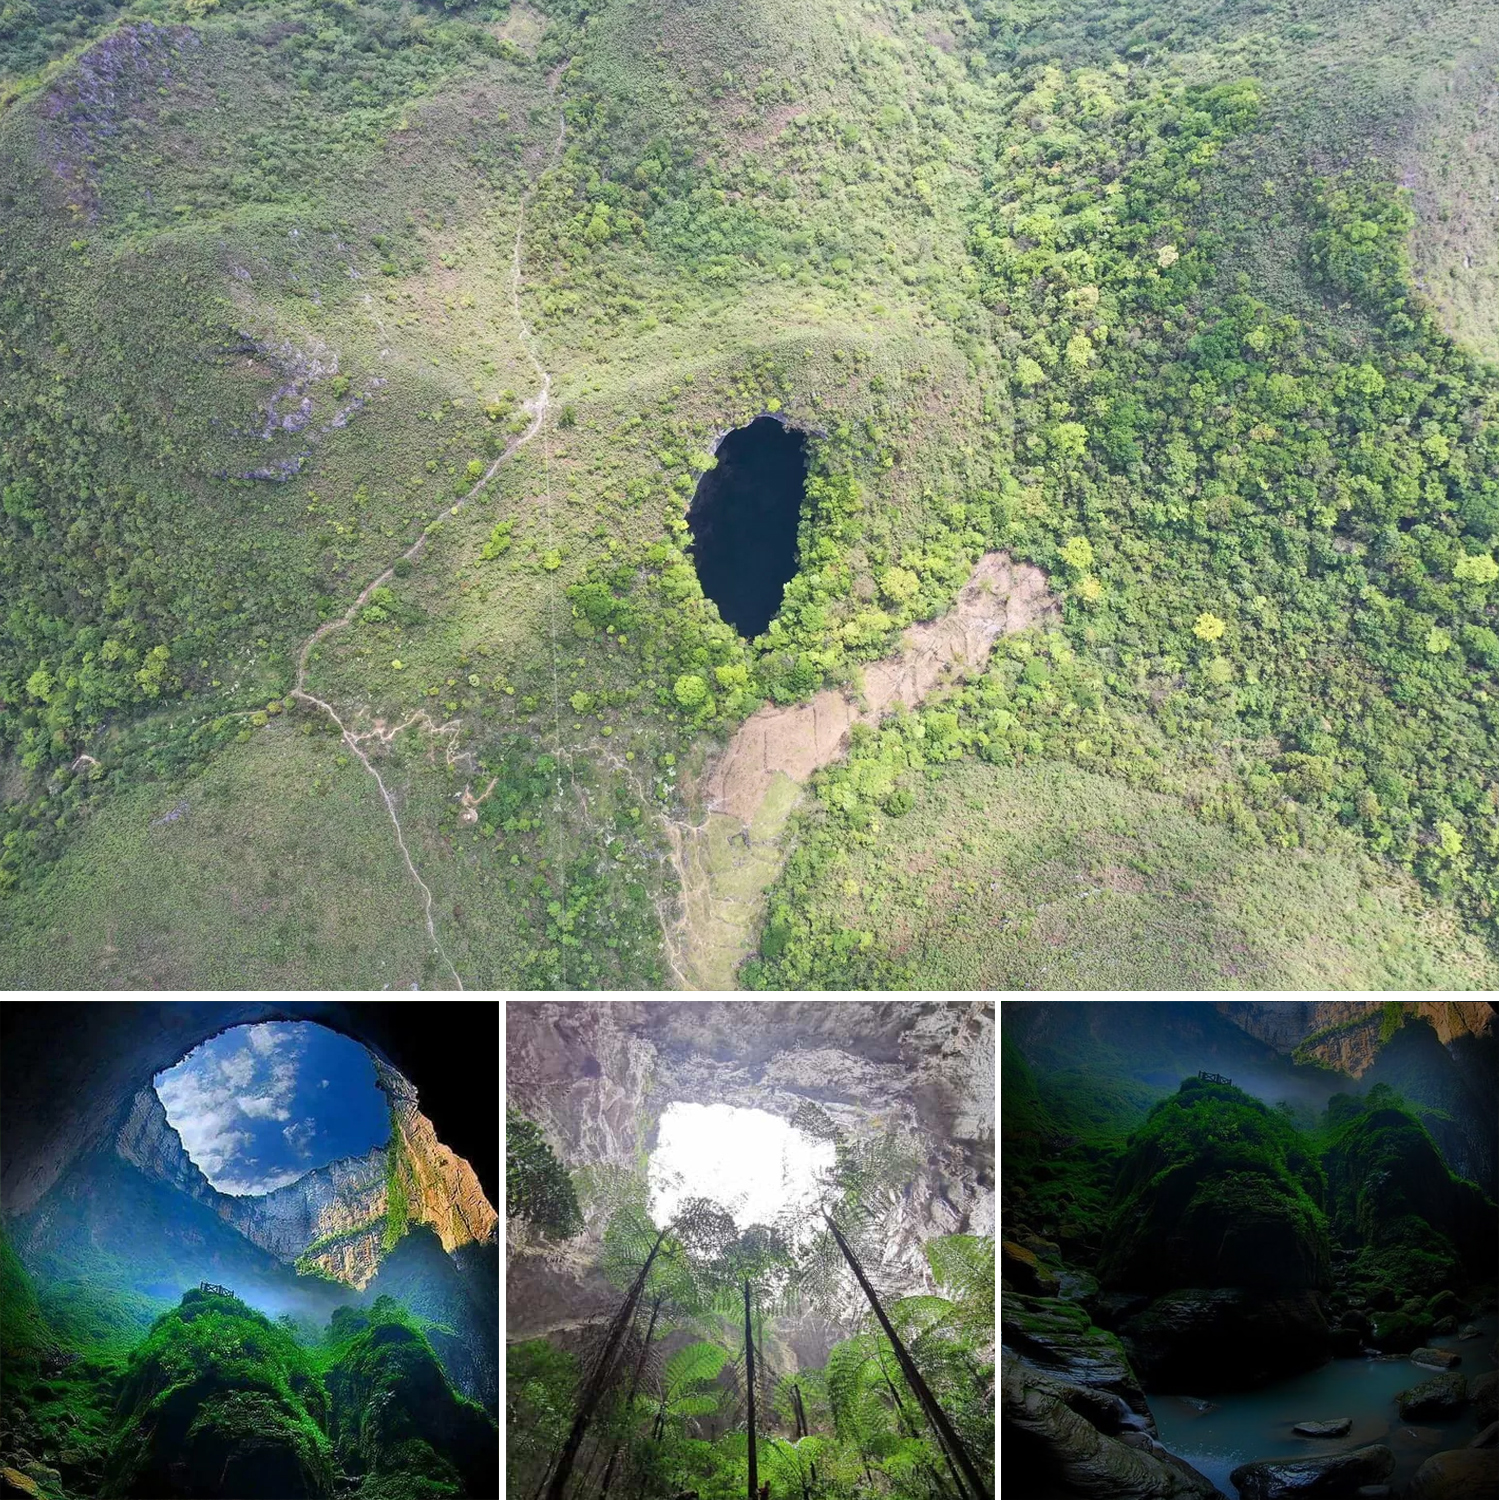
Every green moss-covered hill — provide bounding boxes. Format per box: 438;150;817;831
103;1289;335;1499
84;1288;497;1500
1102;1078;1330;1297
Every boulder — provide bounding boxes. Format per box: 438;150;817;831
1405;1447;1499;1500
1002;1293;1155;1426
1397;1372;1470;1420
1003;1350;1219;1499
1470;1422;1496;1449
1433;1316;1459;1335
1122;1287;1329;1389
1411;1347;1462;1369
0;1471;42;1500
1471;1373;1497;1428
1004;1240;1061;1297
1457;1324;1482;1340
1292;1419;1352;1438
1229;1444;1394;1499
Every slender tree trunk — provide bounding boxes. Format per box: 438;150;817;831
598;1295;662;1500
791;1385;816;1490
880;1362;964;1500
543;1227;668;1500
823;1214;989;1500
744;1280;759;1500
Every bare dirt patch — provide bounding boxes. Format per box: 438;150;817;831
667;551;1058;987
704;552;1057;824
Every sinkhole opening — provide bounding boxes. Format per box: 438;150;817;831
648;1102;837;1235
154;1021;390;1197
687;415;807;638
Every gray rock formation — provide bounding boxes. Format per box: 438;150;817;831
1229;1445;1394;1499
108;1064;495;1293
1002;1350;1218;1499
506;1000;994;1341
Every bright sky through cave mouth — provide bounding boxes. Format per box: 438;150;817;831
649;1103;837;1235
155;1022;390;1197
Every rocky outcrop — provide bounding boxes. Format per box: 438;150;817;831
107;1063;496;1294
1215;1004;1494;1071
1291;1420;1351;1438
1003;1294;1154;1426
221;1152;388;1286
1405;1447;1499;1500
1398;1372;1470;1420
1002;1350;1218;1499
506;1002;994;1340
375;1061;496;1255
114;1089;221;1211
1229;1445;1393;1499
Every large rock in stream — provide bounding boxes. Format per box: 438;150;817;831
1405;1446;1499;1500
1397;1372;1470;1420
1228;1443;1394;1499
1003;1350;1218;1499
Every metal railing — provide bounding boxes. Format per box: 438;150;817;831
1197;1071;1233;1085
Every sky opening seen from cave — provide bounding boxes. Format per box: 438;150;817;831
155;1022;390;1196
649;1103;836;1233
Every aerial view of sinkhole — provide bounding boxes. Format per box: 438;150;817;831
687;414;807;637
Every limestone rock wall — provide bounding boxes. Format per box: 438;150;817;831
505;1001;995;1342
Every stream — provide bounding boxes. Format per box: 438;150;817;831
1148;1316;1497;1497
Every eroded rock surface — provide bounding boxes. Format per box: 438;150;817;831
669;552;1058;988
506;1001;994;1341
1002;1350;1217;1499
1229;1445;1394;1499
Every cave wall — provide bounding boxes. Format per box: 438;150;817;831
505;1001;995;1345
0;1001;499;1219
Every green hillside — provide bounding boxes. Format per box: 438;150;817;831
1;0;1493;988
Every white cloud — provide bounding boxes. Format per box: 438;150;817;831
283;1119;317;1158
238;1095;292;1122
247;1024;289;1056
215;1167;306;1196
320;1079;330;1089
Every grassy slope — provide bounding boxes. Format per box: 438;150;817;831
0;0;1493;989
765;758;1494;990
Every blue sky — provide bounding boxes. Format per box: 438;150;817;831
155;1022;390;1196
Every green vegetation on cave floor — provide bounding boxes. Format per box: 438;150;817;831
0;1252;498;1500
1002;1001;1499;1500
505;1010;996;1500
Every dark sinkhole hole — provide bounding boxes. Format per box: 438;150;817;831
687;415;806;638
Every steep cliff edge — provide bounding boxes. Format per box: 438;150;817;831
110;1058;497;1293
1216;1001;1497;1192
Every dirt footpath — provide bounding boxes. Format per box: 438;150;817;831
667;552;1058;988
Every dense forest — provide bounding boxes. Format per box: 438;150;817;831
507;1100;995;1500
0;0;1494;987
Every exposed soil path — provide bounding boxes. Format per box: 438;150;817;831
288;104;566;991
665;552;1059;989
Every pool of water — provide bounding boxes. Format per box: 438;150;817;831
1149;1316;1496;1497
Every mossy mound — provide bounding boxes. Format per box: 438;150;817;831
101;1289;334;1499
324;1298;497;1499
1100;1080;1332;1386
1101;1079;1330;1296
1323;1087;1497;1327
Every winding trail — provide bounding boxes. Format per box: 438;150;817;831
289;105;566;991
